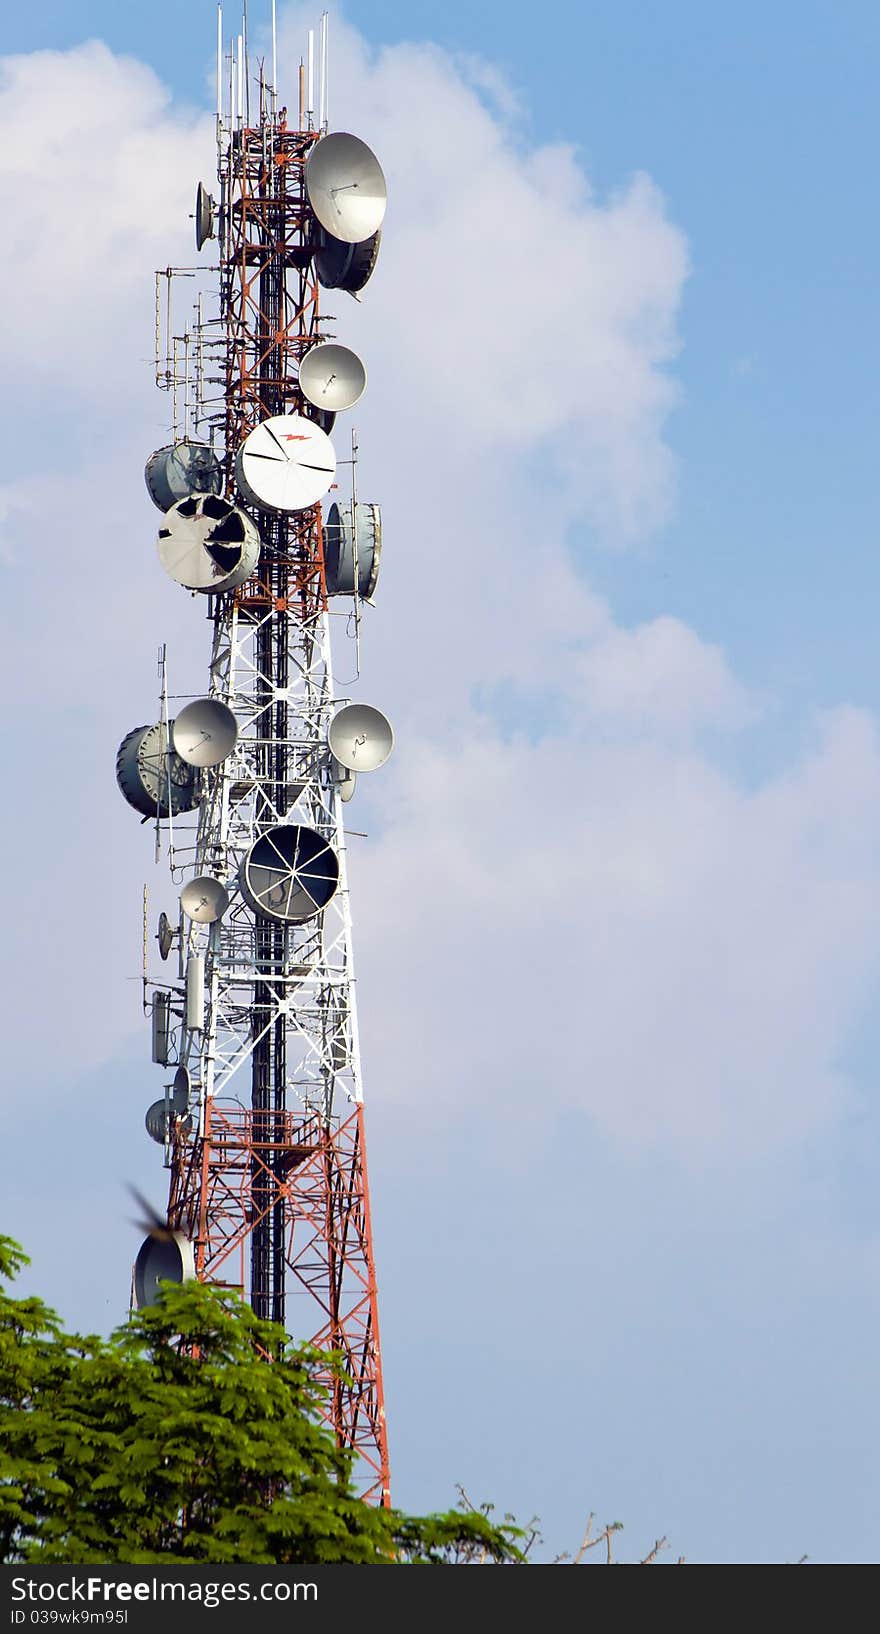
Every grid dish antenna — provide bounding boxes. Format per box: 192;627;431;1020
180;875;230;925
172;698;238;768
305;132;387;244
195;182;216;251
329;704;394;773
116;723;200;817
240;825;339;923
145;442;223;513
133;1231;196;1308
315;228;381;293
157;495;260;593
299;343;367;413
235;415;336;513
324;501;382;598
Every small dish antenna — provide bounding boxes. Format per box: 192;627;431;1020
180;875;230;925
235;415;336;513
299;343;367;413
145;442;223;513
172;698;239;768
240;824;339;923
305;132;387;244
195;182;216;251
116;723;200;818
328;704;394;772
145;1099;171;1145
156;911;175;961
332;756;357;803
315;227;381;293
133;1231;196;1308
171;1065;190;1114
157;494;260;594
324;501;382;599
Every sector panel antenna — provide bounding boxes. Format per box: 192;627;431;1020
315;227;381;293
329;704;394;772
305;132;387;244
172;698;238;768
299;343;367;414
324;501;382;598
157;495;260;593
235;415;336;513
180;875;230;925
240;824;339;923
133;1231;196;1308
145;441;223;513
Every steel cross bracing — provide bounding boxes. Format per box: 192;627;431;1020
159;106;389;1503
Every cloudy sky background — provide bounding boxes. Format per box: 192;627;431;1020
1;0;879;1563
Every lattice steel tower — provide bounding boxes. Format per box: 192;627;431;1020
118;10;390;1503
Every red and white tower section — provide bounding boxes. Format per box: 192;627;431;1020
117;12;391;1503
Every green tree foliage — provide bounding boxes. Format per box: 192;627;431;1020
0;1236;520;1566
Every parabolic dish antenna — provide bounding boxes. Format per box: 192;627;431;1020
172;1065;190;1114
195;182;216;251
235;415;336;513
240;825;339;923
133;1231;196;1309
145;1100;171;1145
116;722;200;818
305;132;387;244
328;704;394;772
144;442;223;513
324;501;382;599
299;343;367;413
180;875;229;925
156;911;174;961
315;227;381;293
172;698;238;768
158;495;260;594
332;756;357;803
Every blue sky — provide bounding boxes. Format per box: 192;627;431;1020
2;1;879;1565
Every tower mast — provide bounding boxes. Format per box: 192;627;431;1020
121;11;391;1503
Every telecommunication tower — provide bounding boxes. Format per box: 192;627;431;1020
117;7;391;1503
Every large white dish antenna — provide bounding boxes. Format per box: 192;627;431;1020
324;501;382;599
299;343;367;413
172;698;239;768
305;132;387;244
180;875;230;925
328;704;393;773
315;227;381;293
235;415;336;513
116;723;200;818
240;824;339;923
144;442;223;513
133;1231;196;1308
158;494;260;594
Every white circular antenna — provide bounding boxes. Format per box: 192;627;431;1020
116;723;200;818
195;182;216;250
333;757;357;803
305;132;387;244
180;876;230;925
133;1231;196;1308
299;343;367;413
328;704;394;773
240;825;339;923
156;911;174;960
144;442;223;513
158;494;260;594
235;415;336;513
324;501;381;599
145;1100;171;1145
315;227;381;293
172;698;239;768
